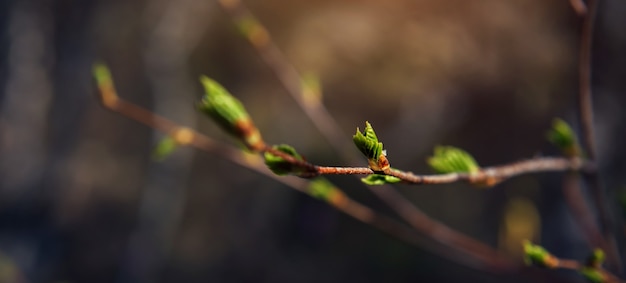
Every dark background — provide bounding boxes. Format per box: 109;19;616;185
0;0;625;282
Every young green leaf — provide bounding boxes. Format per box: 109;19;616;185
523;240;558;268
361;174;402;185
198;76;264;151
353;122;388;171
547;118;581;157
427;146;479;174
264;144;307;176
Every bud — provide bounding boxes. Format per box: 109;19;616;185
198;76;264;152
353;122;389;171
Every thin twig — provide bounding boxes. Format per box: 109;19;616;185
266;145;592;186
94;81;517;273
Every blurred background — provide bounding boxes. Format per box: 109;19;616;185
0;0;625;282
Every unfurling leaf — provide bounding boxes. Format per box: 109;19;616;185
353;122;388;171
361;174;402;185
264;144;308;176
427;146;479;174
198;76;264;151
547;118;581;157
523;240;558;268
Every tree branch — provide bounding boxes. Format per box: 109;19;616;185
93;76;517;273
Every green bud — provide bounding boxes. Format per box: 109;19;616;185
152;136;178;161
523;240;558;268
547;118;580;157
353;122;388;171
361;174;402;185
264;144;307;176
428;146;479;174
198;76;264;151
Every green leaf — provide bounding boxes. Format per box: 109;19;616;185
427;146;479;174
198;76;264;151
152;136;178;161
547;118;580;157
308;178;336;201
264;144;306;176
523;240;557;268
353;121;384;163
361;174;401;185
580;267;606;283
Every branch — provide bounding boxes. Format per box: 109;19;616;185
93;64;516;273
574;0;621;269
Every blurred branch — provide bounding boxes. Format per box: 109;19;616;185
93;65;517;273
573;0;621;269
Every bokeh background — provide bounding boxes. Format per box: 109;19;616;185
0;0;625;282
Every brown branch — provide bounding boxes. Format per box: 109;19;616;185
94;78;517;273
